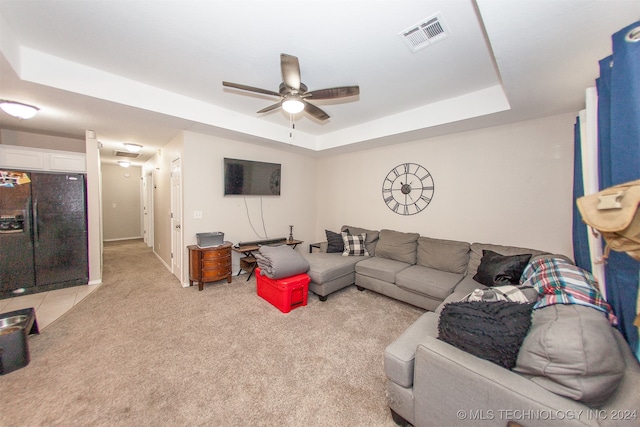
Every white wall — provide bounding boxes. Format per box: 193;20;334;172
315;113;576;257
181;132;317;279
102;164;142;241
145;112;577;286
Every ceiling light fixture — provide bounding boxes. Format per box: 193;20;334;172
118;161;131;168
123;143;142;153
0;100;39;119
281;96;304;114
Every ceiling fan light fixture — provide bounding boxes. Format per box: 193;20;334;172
123;143;142;153
282;97;304;114
0;100;39;119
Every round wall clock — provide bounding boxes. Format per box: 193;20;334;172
270;169;281;195
382;163;435;215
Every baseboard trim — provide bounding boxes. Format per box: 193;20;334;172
104;236;143;242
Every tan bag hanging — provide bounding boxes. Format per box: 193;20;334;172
576;179;640;262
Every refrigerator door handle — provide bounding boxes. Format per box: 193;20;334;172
33;199;39;244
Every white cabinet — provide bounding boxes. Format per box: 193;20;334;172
0;146;86;172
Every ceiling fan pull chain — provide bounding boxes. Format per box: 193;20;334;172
289;113;294;138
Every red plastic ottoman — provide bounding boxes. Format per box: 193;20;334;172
255;267;310;313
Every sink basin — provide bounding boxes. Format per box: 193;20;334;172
0;315;27;329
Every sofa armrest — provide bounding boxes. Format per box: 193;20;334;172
413;337;599;427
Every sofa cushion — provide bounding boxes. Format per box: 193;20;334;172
514;304;625;406
302;252;364;284
467;243;548;277
438;301;534;369
342;225;379;255
472;250;531;287
355;256;411;283
417;237;470;274
342;232;369;256
375;229;420;264
396;265;464;300
325;229;344;253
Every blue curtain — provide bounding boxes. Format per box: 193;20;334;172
583;21;640;359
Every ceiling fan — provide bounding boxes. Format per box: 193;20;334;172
222;53;359;121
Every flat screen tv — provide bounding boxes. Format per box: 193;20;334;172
223;158;281;196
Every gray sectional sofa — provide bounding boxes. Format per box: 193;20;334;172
302;225;640;427
302;225;549;310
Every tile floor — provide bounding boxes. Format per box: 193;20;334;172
0;284;101;330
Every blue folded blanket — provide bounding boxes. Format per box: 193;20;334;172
254;244;310;279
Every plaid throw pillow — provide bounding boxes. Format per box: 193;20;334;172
342;232;369;256
520;257;617;325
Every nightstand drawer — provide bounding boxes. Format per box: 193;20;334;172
202;249;229;260
202;257;230;269
202;268;230;281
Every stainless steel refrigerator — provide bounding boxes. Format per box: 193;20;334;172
0;171;88;299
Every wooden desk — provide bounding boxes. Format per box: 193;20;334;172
188;242;232;290
232;239;303;281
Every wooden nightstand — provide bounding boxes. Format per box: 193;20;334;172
188;242;232;290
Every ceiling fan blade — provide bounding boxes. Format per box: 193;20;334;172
280;54;301;91
222;81;280;97
303;100;330;121
257;103;281;114
306;86;360;100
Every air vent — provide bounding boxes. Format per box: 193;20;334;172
399;12;450;53
115;151;140;158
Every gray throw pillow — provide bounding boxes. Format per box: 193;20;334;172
514;304;625;406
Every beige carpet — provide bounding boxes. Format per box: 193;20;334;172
1;239;424;426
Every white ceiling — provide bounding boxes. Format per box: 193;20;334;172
0;0;638;165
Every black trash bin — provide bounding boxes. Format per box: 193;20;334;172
0;307;39;375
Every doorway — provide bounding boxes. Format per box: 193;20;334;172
170;157;183;283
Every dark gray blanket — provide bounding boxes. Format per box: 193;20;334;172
255;244;310;279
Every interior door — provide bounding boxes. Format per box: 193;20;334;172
143;171;152;247
170;158;183;283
